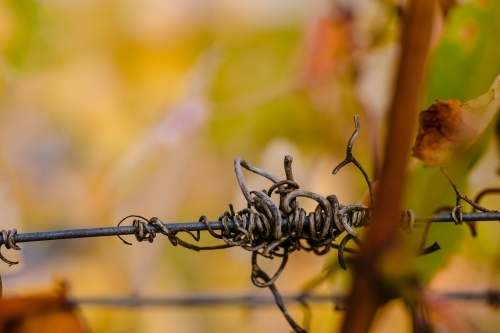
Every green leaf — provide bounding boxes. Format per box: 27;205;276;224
410;0;500;281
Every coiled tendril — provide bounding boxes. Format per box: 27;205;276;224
0;229;20;266
221;156;370;260
119;116;373;333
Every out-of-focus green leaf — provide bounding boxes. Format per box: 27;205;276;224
211;29;299;103
409;0;500;281
425;1;500;103
208;27;365;155
5;0;41;69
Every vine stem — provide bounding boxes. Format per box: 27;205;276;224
340;0;436;332
1;211;499;246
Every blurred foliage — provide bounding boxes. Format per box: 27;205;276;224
408;0;500;283
0;0;499;332
0;281;88;333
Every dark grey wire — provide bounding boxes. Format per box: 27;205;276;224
70;291;499;308
1;211;499;246
71;294;340;307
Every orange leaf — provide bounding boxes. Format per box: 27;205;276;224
412;75;500;166
0;292;88;333
302;13;350;85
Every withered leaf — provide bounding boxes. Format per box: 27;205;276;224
0;292;88;333
412;75;500;166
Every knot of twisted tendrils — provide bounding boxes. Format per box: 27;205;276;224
118;215;180;245
119;215;232;252
216;156;371;262
0;229;21;266
451;204;464;225
118;115;452;333
118;115;373;333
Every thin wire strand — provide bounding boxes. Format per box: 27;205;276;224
2;117;499;333
68;291;500;308
1;211;499;246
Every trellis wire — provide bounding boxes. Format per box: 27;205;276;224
1;211;499;246
2;116;499;333
71;291;500;308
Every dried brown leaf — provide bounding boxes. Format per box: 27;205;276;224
412;75;500;166
0;291;88;333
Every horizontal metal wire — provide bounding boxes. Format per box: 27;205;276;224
73;293;345;307
1;211;499;246
71;291;500;308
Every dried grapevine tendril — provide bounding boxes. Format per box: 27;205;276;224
3;116;493;332
117;116;470;332
119;116;372;332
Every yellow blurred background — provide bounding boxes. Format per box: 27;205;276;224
1;0;500;332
